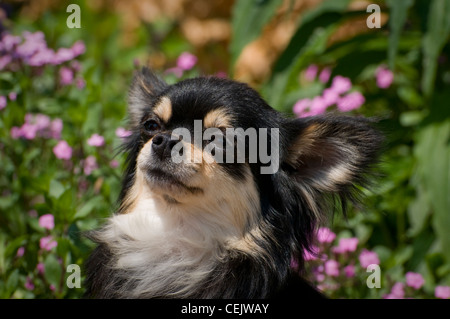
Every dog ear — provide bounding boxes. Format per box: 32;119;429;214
128;67;168;127
282;115;383;216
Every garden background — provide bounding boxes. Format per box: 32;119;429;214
0;0;449;299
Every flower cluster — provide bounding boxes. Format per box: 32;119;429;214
293;64;394;117
300;227;380;295
18;213;57;292
0;31;85;70
301;227;450;299
11;113;63;140
0;31;85;89
383;272;450;299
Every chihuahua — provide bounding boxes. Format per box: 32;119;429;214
84;68;382;298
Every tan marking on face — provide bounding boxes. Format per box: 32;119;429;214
203;108;233;129
153;96;172;123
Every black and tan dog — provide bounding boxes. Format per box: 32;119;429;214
85;68;382;298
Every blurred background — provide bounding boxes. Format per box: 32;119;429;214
0;0;449;299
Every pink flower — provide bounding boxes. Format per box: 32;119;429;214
54;48;74;64
405;272;425;290
115;127;132;138
71;40;86;56
39;235;57;251
25;277;35;291
337;92;365;112
10;126;24;139
435;286;450;299
376;66;394;89
165;67;183;78
309;96;328;115
314;268;325;282
304;64;318;81
391;282;405;298
34;114;51;131
59;66;74;86
0;55;12;70
2;34;22;51
16;31;46;59
50;284;56;291
87;133;105;147
322;88;340;107
324;260;340;277
293;98;311;116
70;60;82;72
16;246;25;257
0;96;6;110
10;126;22;139
332;237;359;254
176;52;197;71
28;47;55;66
50;118;63;139
317;227;336;243
215;71;227;78
83;155;98;176
359;249;380;268
38;214;55;230
8;92;17;101
344;265;355;278
303;246;319;261
319;67;332;83
37;262;45;275
330;75;352;94
76;78;86;89
20;123;38;140
384;282;405;299
110;160;119;168
53;140;72;160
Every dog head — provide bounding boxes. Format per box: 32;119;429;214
119;67;382;265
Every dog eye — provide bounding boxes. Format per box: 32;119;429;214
143;119;160;132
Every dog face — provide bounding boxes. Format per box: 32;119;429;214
84;68;382;298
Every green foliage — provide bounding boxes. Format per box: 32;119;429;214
0;0;449;299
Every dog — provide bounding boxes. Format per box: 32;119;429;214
84;67;382;298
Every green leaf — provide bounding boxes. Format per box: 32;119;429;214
73;196;104;220
386;0;414;69
399;111;427;127
4;236;27;259
414;120;450;262
407;184;431;236
421;0;450;98
44;254;62;288
6;269;19;295
49;179;65;199
230;0;283;65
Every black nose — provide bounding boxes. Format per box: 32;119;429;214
152;133;178;160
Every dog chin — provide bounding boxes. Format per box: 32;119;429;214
141;166;203;200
